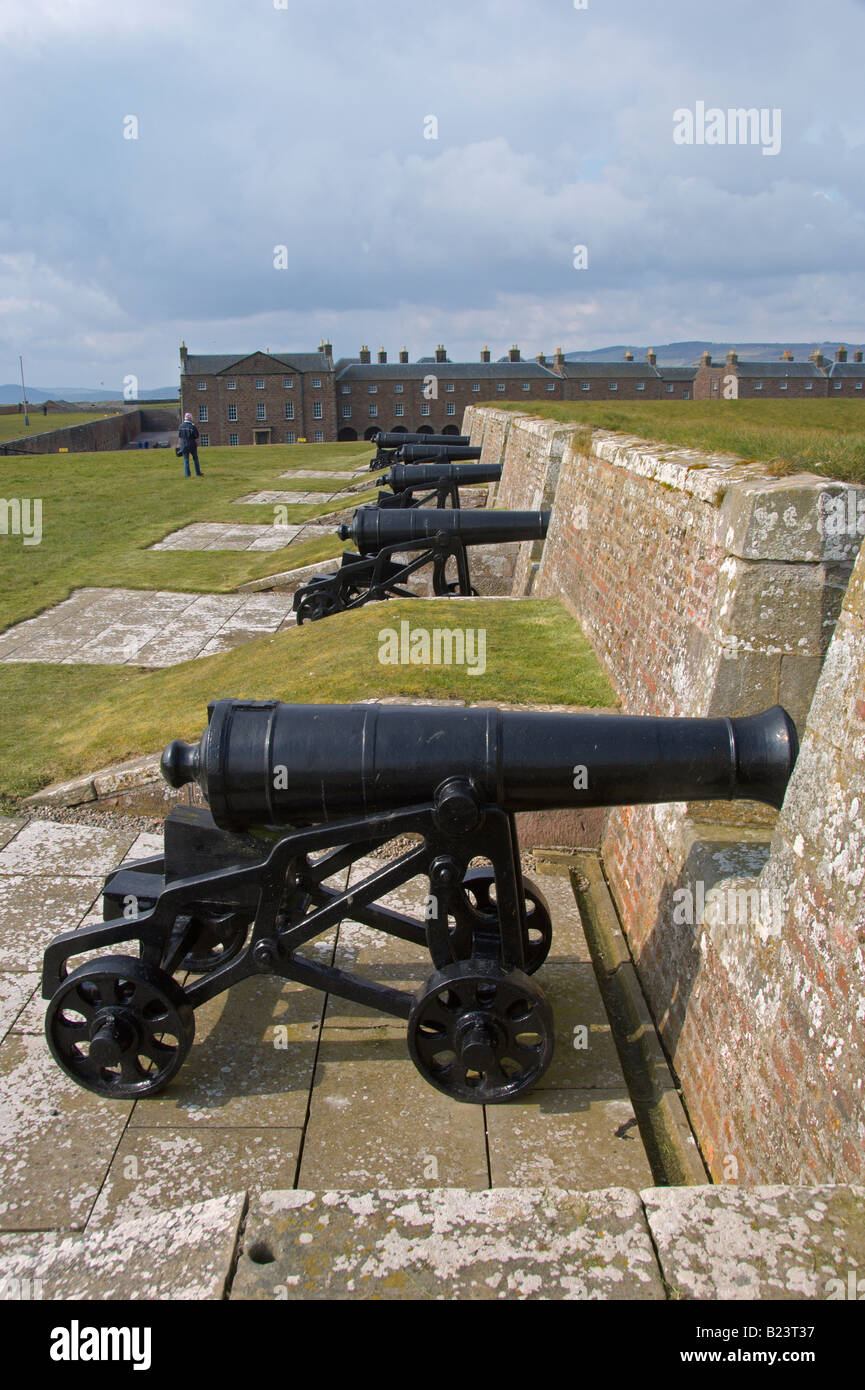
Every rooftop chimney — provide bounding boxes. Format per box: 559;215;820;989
318;339;332;357
359;345;371;364
780;349;794;361
624;349;634;361
645;349;657;366
536;351;547;365
435;344;447;363
480;346;491;363
726;349;739;366
854;349;863;363
554;347;566;368
378;347;387;364
509;344;520;362
699;350;712;366
179;341;188;367
835;346;848;363
399;346;409;363
809;348;826;369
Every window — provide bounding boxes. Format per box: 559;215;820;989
255;379;265;389
256;403;266;420
313;401;323;419
285;431;295;443
754;382;763;391
446;383;455;392
857;382;863;391
447;404;456;415
284;403;294;420
835;381;842;390
581;382;590;391
312;377;322;389
805;382;813;391
496;383;505;392
421;403;430;416
227;379;236;390
228;403;238;421
665;385;674;394
229;433;239;446
283;377;294;389
199;433;209;446
395;403;404;417
341;385;351;394
368;385;377;394
197;380;207;391
684;391;690;399
546;382;555;392
522;382;530;392
369;405;378;417
472;383;480;392
313;430;322;442
637;382;646;392
609;382;618;391
780;381;788;391
342;405;351;418
198;405;208;422
394;384;404;393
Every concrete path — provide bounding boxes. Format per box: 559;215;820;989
0;818;652;1240
0;587;297;666
149;521;333;552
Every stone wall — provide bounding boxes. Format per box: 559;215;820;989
0;411;142;455
463;403;865;1185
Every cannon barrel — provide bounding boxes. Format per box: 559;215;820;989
396;444;482;463
336;507;549;552
380;462;503;491
161;700;799;831
374;432;469;448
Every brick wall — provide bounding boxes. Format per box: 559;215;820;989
0;411;143;456
464;403;865;1184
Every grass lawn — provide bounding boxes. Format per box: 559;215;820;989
0;440;370;631
0;411;125;443
0;598;616;805
493;400;865;484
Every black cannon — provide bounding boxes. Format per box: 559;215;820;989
41;699;798;1105
373;432;470;448
374;461;503;510
291;507;549;622
369;442;482;470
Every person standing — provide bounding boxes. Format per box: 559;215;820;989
178;413;202;477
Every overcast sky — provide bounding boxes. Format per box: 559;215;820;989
1;0;862;388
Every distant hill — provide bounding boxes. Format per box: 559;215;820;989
0;385;178;405
563;342;859;367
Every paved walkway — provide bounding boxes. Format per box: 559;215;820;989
0;817;652;1238
0;588;298;666
149;521;333;552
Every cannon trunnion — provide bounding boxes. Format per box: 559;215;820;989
41;699;798;1107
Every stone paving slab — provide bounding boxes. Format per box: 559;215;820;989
643;1184;865;1300
0;588;298;666
0;1033;134;1230
0;819;136;877
281;469;366;480
0;973;37;1043
149;522;333;552
88;1128;302;1226
231;1187;664;1300
487;1090;654;1190
0;877;104;973
0;1193;245;1298
236;490;346;505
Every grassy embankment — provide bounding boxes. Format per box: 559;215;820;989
492;399;865;485
0;411;128;443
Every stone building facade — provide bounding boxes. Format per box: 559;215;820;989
179;341;865;446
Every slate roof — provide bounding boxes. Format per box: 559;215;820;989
335;362;560;382
733;362;825;378
184;352;334;375
656;366;698;380
557;362;659;379
827;362;865;377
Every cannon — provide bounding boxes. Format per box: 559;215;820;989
373;432;470;448
291;507;549;622
374;461;503;510
370;442;482;470
41;699;798;1105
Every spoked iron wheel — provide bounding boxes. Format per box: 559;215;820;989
179;907;249;974
45;955;194;1099
296;588;340;624
450;867;553;974
407;959;554;1103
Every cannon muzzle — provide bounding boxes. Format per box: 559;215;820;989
336;507;549;552
162;700;799;831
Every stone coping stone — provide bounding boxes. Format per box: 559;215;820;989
0;1193;246;1299
231;1187;664;1300
643;1184;865;1300
238;556;341;592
